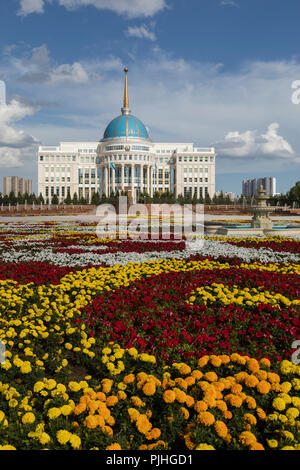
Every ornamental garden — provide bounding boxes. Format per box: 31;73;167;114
0;221;299;450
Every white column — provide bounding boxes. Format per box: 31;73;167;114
131;164;134;201
121;164;125;192
112;165;115;194
140;164;144;192
104;166;108;196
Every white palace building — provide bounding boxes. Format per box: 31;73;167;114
38;68;216;203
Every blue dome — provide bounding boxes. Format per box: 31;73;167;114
103;114;149;140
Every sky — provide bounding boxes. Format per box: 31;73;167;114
0;0;300;194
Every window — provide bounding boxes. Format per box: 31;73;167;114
40;156;44;161
45;156;49;162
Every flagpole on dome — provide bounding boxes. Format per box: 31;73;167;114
121;67;131;115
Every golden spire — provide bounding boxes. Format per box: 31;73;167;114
123;67;129;109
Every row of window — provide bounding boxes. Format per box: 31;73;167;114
45;177;71;183
78;149;97;153
40;155;96;163
184;178;209;183
178;156;213;163
99;154;151;163
184;187;209;196
184;167;209;173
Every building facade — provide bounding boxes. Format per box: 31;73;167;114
38;68;216;203
242;177;277;197
3;176;32;196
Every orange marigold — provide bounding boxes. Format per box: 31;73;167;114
142;381;156;396
198;356;209;368
136;414;152;434
197;411;215;426
214;420;228;438
163;390;176;403
194;400;208;413
106;395;118;407
106;443;121;450
256;380;271;395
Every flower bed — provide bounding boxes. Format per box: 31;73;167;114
0;221;299;450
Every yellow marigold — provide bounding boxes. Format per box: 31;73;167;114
106;443;122;450
256;380;271;394
39;432;51;445
69;434;81;449
68;382;81;392
267;439;278;448
195;444;215;450
163;390;176;403
56;430;71;445
272;397;286;411
21;412;35;424
286;408;299;419
281;382;292;393
103;425;114;437
136;414;152;434
142;381;156;396
185;376;195;387
197;411;215;426
239;431;257;447
214;420;228;438
60;405;73;416
48;407;61;419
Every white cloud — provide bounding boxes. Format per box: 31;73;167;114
126;24;156;41
214;122;296;160
5;45;90;85
220;0;238;6
48;62;89;84
17;0;45;16
4;46;300;179
0;97;39;168
17;0;167;17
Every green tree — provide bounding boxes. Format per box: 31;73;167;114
51;194;59;205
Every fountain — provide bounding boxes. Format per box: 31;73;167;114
207;185;300;236
249;185;273;230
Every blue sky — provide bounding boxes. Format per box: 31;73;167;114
0;0;300;194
